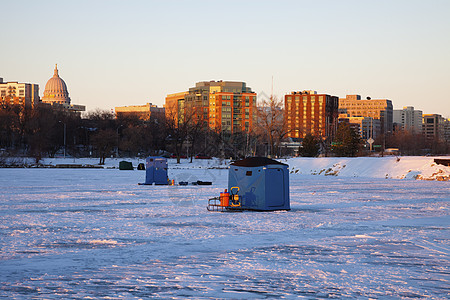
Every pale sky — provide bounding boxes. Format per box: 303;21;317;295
1;0;450;117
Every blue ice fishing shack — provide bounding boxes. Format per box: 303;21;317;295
228;157;290;211
145;157;168;185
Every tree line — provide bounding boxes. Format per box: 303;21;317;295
0;99;290;164
1;100;448;164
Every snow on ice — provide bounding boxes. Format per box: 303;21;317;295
0;157;449;298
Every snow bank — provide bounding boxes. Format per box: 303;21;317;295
3;156;450;181
286;156;450;181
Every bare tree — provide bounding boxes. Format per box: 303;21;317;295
91;128;116;165
0;102;22;150
84;109;116;130
81;109;118;162
164;103;199;163
255;95;290;158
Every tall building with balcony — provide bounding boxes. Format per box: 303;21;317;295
393;106;423;134
423;114;445;140
0;77;40;109
339;95;393;135
285;90;339;139
165;81;257;134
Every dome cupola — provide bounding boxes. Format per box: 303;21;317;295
41;64;71;105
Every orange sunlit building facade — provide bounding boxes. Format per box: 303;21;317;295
164;91;188;124
165;81;257;134
285;90;339;139
338;95;393;134
115;103;164;121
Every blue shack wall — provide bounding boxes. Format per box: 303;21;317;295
145;157;154;184
228;164;290;211
265;166;289;210
145;157;168;185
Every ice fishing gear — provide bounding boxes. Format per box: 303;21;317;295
207;187;242;212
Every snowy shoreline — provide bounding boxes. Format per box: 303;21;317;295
2;156;450;181
286;156;450;181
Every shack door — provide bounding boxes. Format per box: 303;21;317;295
266;168;285;207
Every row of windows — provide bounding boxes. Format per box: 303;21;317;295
287;108;323;115
210;113;251;119
286;102;323;109
341;103;387;109
286;96;325;101
287;120;324;125
210;100;252;107
287;100;324;104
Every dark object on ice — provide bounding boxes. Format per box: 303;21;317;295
434;158;450;167
54;164;102;169
191;180;212;186
119;161;133;170
228;157;290;211
137;163;145;170
196;180;212;185
179;181;189;186
55;164;83;168
144;157;168;185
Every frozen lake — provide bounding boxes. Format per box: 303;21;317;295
0;167;449;298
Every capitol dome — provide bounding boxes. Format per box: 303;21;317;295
41;64;71;105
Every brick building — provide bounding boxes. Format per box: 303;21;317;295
284;90;339;140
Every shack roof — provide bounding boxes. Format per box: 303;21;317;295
230;157;288;167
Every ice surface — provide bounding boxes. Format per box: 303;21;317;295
0;162;449;298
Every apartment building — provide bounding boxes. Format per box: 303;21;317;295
0;78;40;109
423;114;445;140
339;95;393;135
285;90;339;139
393;106;423;134
165;81;257;134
